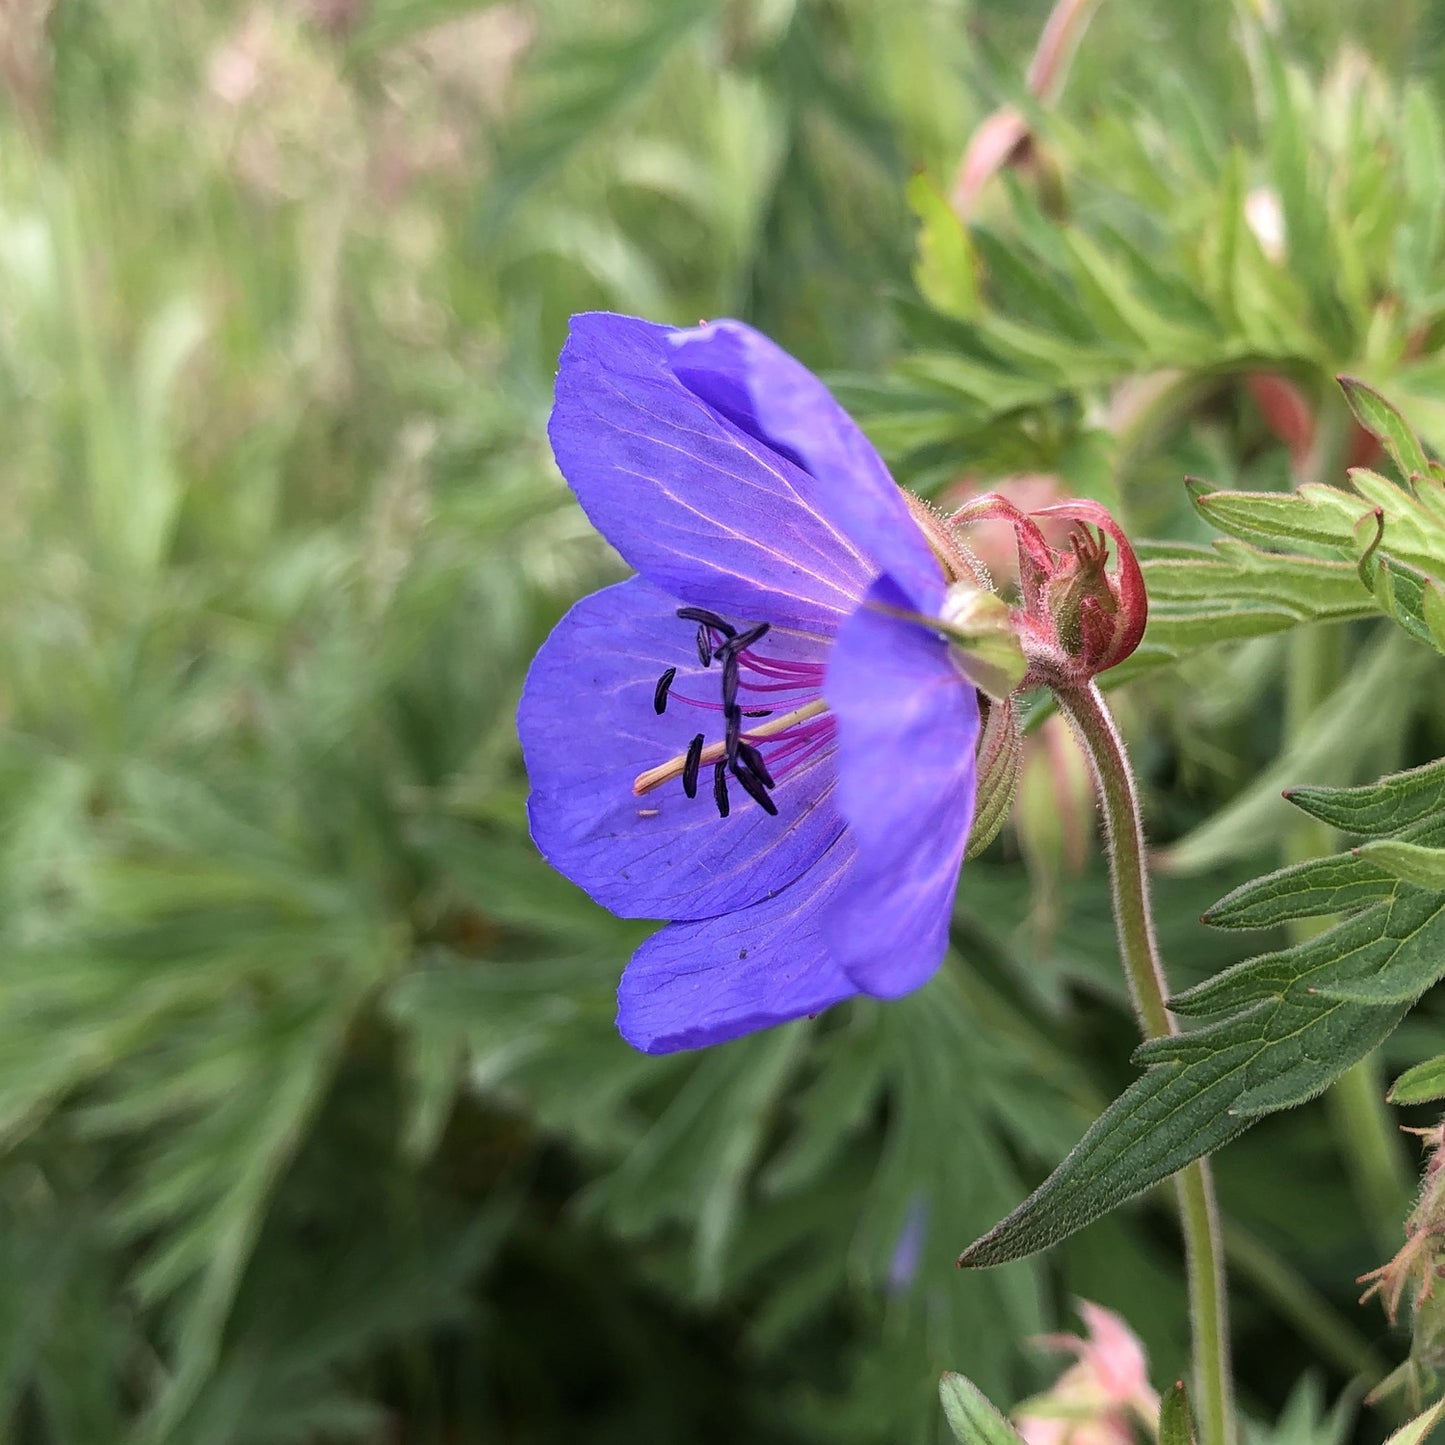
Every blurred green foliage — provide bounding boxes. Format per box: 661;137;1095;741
2;2;1445;1443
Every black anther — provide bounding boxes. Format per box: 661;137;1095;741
716;621;770;656
743;708;773;718
712;758;730;818
737;742;774;789
653;667;676;715
724;706;741;761
677;606;736;639
722;656;740;713
696;627;713;668
682;734;704;799
733;763;779;816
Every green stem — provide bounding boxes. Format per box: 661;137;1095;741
1055;681;1235;1445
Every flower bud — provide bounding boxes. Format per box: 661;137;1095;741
952;495;1147;689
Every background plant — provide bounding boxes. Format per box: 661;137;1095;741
2;2;1445;1444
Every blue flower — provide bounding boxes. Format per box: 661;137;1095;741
517;313;981;1053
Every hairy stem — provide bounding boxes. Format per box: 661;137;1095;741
1055;681;1235;1445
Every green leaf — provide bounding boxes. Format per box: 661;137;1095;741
1340;375;1432;480
960;801;1445;1265
909;173;978;322
1184;477;1369;551
1355;840;1445;889
1388;1053;1445;1105
1159;1381;1197;1445
1285;756;1445;835
1201;850;1396;929
939;1373;1027;1445
1385;1395;1445;1445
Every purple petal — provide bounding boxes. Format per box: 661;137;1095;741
518;576;845;922
667;320;945;612
617;835;860;1053
549;313;876;632
822;577;980;996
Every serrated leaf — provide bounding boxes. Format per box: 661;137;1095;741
1285;756;1445;835
1354;840;1445;890
1159;1381;1197;1445
960;885;1445;1264
1179;889;1445;1015
1340;376;1432;481
939;1372;1027;1445
1389;1053;1445;1105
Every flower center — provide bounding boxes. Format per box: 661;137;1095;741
632;607;834;818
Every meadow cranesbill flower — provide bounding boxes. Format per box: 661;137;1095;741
518;313;995;1053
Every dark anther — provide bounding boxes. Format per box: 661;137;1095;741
653;667;677;715
724;706;741;760
715;621;770;657
695;626;713;668
712;758;730;818
733;763;779;816
743;708;772;718
676;606;736;639
722;656;740;713
682;733;705;799
737;742;775;789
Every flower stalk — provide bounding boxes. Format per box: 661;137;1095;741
1053;680;1235;1445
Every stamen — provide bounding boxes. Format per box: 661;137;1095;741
696;627;713;668
712;758;730;818
632;700;828;795
682;733;704;799
732;763;779;816
653;667;677;715
722;656;739;713
724;706;741;760
677;606;736;639
737;742;774;788
716;621;771;655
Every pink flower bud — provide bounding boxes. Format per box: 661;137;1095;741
952;495;1147;689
